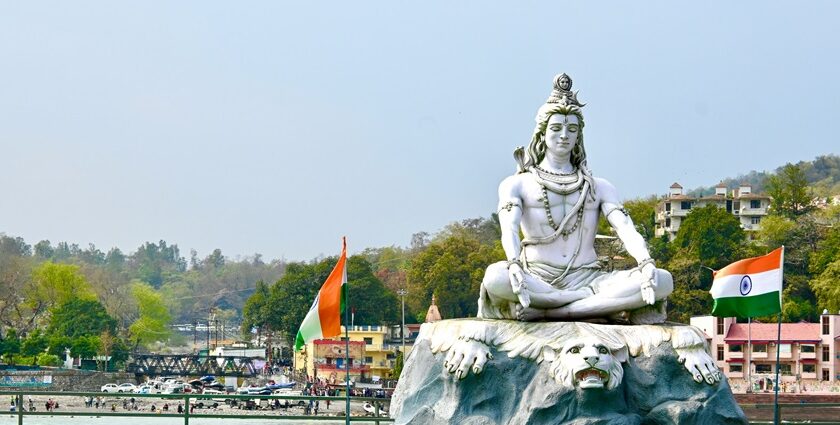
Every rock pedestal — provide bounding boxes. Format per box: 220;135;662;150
391;319;747;425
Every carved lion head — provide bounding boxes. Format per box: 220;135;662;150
553;336;626;391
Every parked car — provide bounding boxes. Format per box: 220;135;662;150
100;383;119;393
117;383;137;393
134;385;155;394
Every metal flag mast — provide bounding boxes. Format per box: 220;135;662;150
773;246;785;425
344;239;351;425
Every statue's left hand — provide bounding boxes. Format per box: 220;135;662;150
639;263;656;305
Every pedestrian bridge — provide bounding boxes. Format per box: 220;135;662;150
127;354;263;377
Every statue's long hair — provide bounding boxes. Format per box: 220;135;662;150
515;104;595;196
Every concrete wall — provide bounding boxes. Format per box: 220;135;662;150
0;368;136;391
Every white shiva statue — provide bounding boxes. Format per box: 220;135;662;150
477;73;673;324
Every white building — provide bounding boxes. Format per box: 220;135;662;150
655;182;770;240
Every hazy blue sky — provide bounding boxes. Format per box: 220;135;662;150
1;1;838;261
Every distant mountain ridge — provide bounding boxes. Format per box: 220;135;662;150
686;154;840;197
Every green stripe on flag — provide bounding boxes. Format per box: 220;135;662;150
711;291;781;318
294;330;305;352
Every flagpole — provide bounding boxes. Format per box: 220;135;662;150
344;239;351;425
773;312;781;425
747;317;752;393
773;246;785;425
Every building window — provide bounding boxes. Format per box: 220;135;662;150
665;217;671;227
753;344;767;353
665;203;671;212
750;200;761;209
729;344;743;352
823;316;830;335
730;364;743;373
681;201;692;210
363;337;373;345
386;353;395;360
779;364;792;375
802;364;816;373
756;364;772;373
751;217;761;225
824;370;831;381
717;318;724;335
779;344;791;355
717;346;724;361
801;344;816;353
365;356;373;364
824;346;831;362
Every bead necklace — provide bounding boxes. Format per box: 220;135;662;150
533;166;583;194
541;185;585;240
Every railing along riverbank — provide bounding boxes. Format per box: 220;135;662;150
0;390;393;424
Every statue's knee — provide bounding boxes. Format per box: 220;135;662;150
482;262;510;297
655;269;674;297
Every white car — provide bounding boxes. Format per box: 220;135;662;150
100;383;119;393
134;385;155;394
116;383;137;393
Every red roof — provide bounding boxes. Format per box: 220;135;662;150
724;323;821;343
670;182;683;189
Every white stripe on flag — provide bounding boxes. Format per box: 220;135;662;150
298;301;324;341
710;268;781;299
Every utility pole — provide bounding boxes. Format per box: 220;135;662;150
397;288;407;357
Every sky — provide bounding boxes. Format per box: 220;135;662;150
1;1;838;261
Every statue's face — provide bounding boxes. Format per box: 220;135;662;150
545;114;579;157
559;76;571;91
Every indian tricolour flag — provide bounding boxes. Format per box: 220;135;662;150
710;246;784;318
294;238;347;351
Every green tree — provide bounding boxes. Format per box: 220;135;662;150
766;163;814;218
0;329;21;364
672;204;746;269
812;259;840;313
406;234;504;320
26;262;97;322
46;298;117;339
624;196;659;241
128;282;172;348
20;329;49;358
129;241;187;288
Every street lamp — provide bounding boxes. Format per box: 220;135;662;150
397;288;407;359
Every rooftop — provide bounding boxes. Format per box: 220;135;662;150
724;323;822;343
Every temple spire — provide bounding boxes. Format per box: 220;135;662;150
425;294;442;323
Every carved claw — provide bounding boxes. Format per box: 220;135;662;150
677;347;721;386
443;339;493;380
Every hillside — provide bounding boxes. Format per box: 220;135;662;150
687;154;840;197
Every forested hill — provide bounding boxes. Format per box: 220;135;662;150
688;154;840;196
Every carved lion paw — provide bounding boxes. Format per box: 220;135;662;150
443;338;493;380
677;347;721;385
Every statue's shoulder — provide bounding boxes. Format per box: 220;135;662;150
592;176;620;203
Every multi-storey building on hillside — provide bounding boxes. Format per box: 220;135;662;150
655;182;771;240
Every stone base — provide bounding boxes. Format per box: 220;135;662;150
391;319;747;425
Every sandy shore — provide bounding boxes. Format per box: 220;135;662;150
9;394;388;418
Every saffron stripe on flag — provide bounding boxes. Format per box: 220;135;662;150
714;247;783;278
711;291;782;318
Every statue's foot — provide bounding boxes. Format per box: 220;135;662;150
627;300;668;325
515;304;545;322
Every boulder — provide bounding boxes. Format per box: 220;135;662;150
391;319;747;425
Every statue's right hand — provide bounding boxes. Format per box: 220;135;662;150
508;264;530;308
